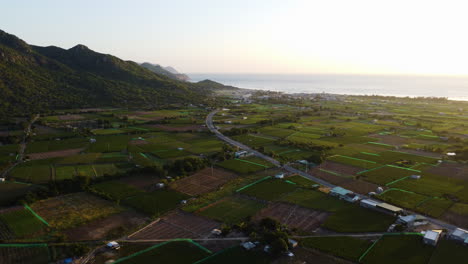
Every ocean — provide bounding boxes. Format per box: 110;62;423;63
188;74;468;101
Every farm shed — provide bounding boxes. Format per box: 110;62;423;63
242;242;256;250
376;203;403;215
360;199;380;209
106;241;120;250
275;173;285;179
235;150;252;158
423;230;442;246
330;187;360;203
397;214;428;227
449;228;468;243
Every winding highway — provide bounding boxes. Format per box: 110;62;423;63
206;110;458;231
206;110;335;188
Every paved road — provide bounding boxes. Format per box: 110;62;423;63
206;110;335;188
2;114;39;178
206;110;459;231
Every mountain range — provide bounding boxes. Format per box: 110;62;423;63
140;62;189;81
0;29;229;116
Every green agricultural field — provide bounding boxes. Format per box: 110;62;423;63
359;165;419;185
9;165;51;183
281;188;348;212
90;181;143;201
232;134;276;147
415;198;454;217
0;182;37;206
199;246;270;264
86;135;131;153
361;235;434;264
198;196;265;224
428;239;468;264
54;166;76;180
0;208;47;238
378;189;429;209
239;179;297;200
218;159;270;174
323;206;396;233
93;164;122;177
91;128;126;135
57;153;101;164
75;165;96;177
286;175;317;187
114;240;210;264
301;236;372;262
26;138;88;154
257;126;295;138
123;190;189;216
447;203;468;216
389;174;463;197
328;155;380;169
0;245;50;264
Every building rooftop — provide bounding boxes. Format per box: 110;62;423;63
377;203;403;212
424;230;442;241
330;186;353;196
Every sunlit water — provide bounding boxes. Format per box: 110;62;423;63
189;74;468;101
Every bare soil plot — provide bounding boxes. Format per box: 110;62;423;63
30;192;123;229
171;168;237;196
57;114;85;120
253;202;329;233
372;134;409;146
309;167;353;186
129;139;149;145
319;161;363;175
65;210;147;241
342;180;382;194
427;162;468;181
27;148;83;160
129;210;220;240
118;174;162;191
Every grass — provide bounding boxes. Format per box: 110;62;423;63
31;192;123;229
389;174;463;197
328;155;380;169
428;239;468;264
415;198;454;217
361;235;434;264
114;240;210;264
198;196;265;224
286;175;317;187
0;208;47;238
198;246;270;264
360;165;419;185
9;165;51;183
90;181;144;201
54;166;76;180
323;206;396;233
218;159;268;174
240;179;297;200
301;236;372;262
447;203;468;216
378;189;429;209
0;182;36;206
281;188;349;212
123;190;189;217
57;153;101;164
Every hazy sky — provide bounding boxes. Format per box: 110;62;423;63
2;0;468;75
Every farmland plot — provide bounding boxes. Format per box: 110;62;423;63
198;196;265;224
171;168;237;196
0;245;50;264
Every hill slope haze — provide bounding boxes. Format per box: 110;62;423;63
0;29;207;116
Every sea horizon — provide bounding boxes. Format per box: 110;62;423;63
188;73;468;101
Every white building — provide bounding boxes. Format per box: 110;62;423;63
360;199;380;209
235;151;252;158
423;230;442;246
449;228;468;243
106;241;120;250
241;242;256;250
397;215;428;227
275;173;285;179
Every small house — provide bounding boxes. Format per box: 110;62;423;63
177;147;184;151
449;228;468;242
241;242;256;250
329;187;360;203
410;175;421;180
235;151;252;158
423;230;443;246
211;229;222;236
360;199;380;209
89;138;96;143
156;183;165;188
106;241;120;250
397;214;428;227
275;173;285;179
288;239;298;248
0;178;5;182
224;121;232;124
